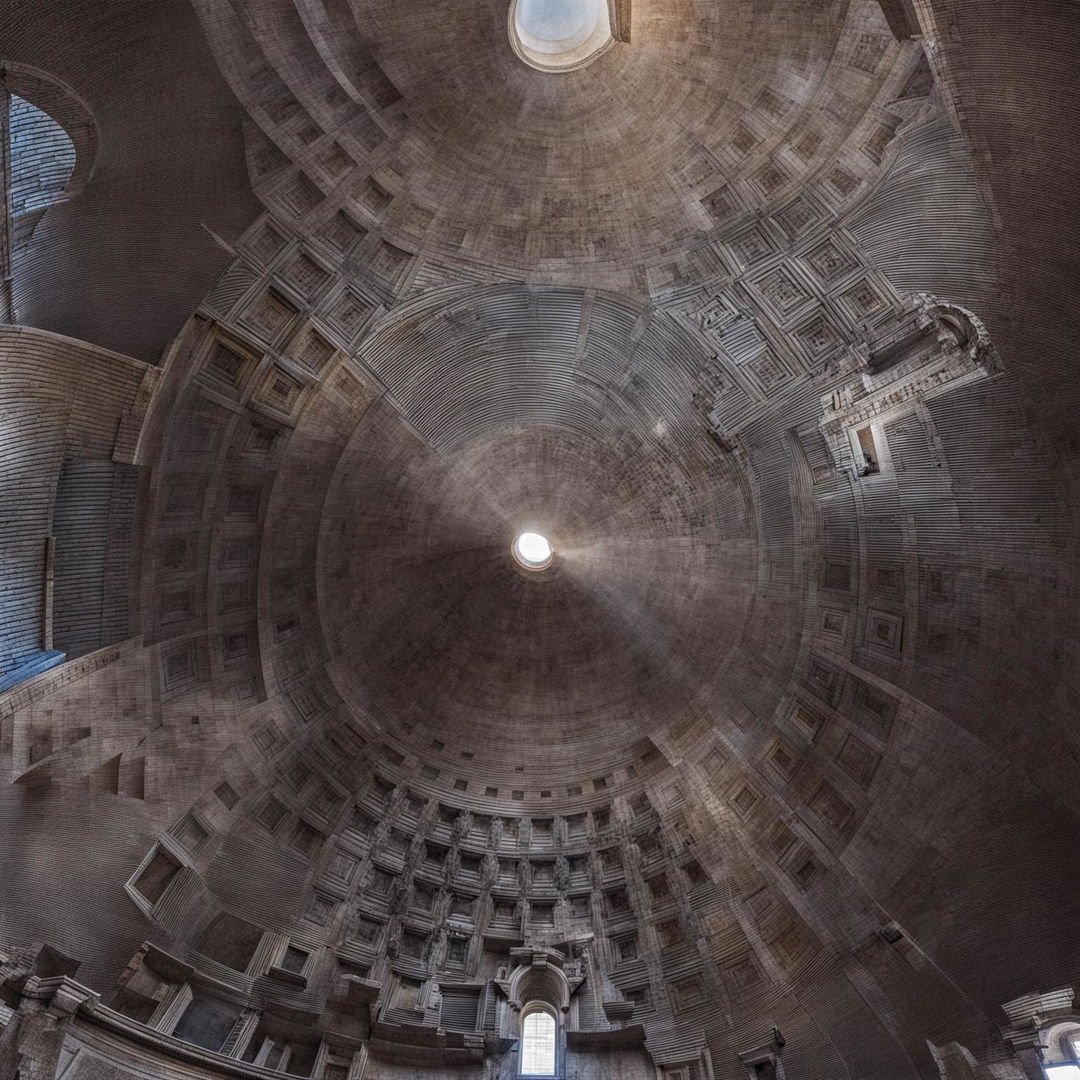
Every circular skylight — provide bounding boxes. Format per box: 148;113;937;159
509;0;613;72
513;531;554;570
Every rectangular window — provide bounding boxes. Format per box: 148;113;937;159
852;423;885;476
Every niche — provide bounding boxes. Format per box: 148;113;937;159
131;846;181;906
172;990;241;1053
851;422;888;477
196;912;264;972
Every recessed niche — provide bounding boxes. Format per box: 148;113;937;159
132;846;181;905
196;913;263;972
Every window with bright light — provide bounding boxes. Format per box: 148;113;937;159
508;0;613;72
512;531;553;571
520;1009;557;1076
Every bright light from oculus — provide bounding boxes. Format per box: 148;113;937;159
509;0;613;72
513;532;553;570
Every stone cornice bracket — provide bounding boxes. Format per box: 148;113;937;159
19;975;100;1018
0;956;99;1080
1000;987;1076;1053
0;943;81;996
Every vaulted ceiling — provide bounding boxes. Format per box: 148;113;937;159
1;0;1079;1078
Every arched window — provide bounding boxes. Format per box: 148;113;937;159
520;1007;557;1076
1040;1022;1080;1079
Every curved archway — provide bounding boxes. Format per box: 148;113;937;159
1041;1019;1080;1074
2;63;98;247
1;63;98;322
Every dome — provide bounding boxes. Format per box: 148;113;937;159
1;1;1079;1080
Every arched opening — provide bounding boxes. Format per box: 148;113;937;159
7;94;76;248
1;63;98;322
1041;1021;1080;1078
508;0;614;72
519;1006;558;1076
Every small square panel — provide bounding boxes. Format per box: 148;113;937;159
742;349;797;394
731;784;760;818
668;976;705;1009
849;31;889;74
656;918;684;947
280;172;324;217
767;739;801;781
700;184;739;226
752;266;814;320
826;165;859;198
792;128;823;164
792;310;846;362
866;609;904;654
731;123;761;157
281;252;331;300
240;288;299;344
320;142;355;179
838;277;890;322
836;734;881;787
808;780;854;832
755;86;791;121
199;339;258;399
790;700;827;741
325;286;375;341
772;193;824;240
697;294;740;335
803;237;859;286
162;641;198;691
863;122;899;165
823;560;851;591
247;221;288;264
747;160;788;202
371;240;412;284
255;365;306;416
322;210;368;253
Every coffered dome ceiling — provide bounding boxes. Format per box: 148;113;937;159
193;0;917;274
2;1;1079;1079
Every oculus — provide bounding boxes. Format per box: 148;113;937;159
513;532;554;570
509;0;614;72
